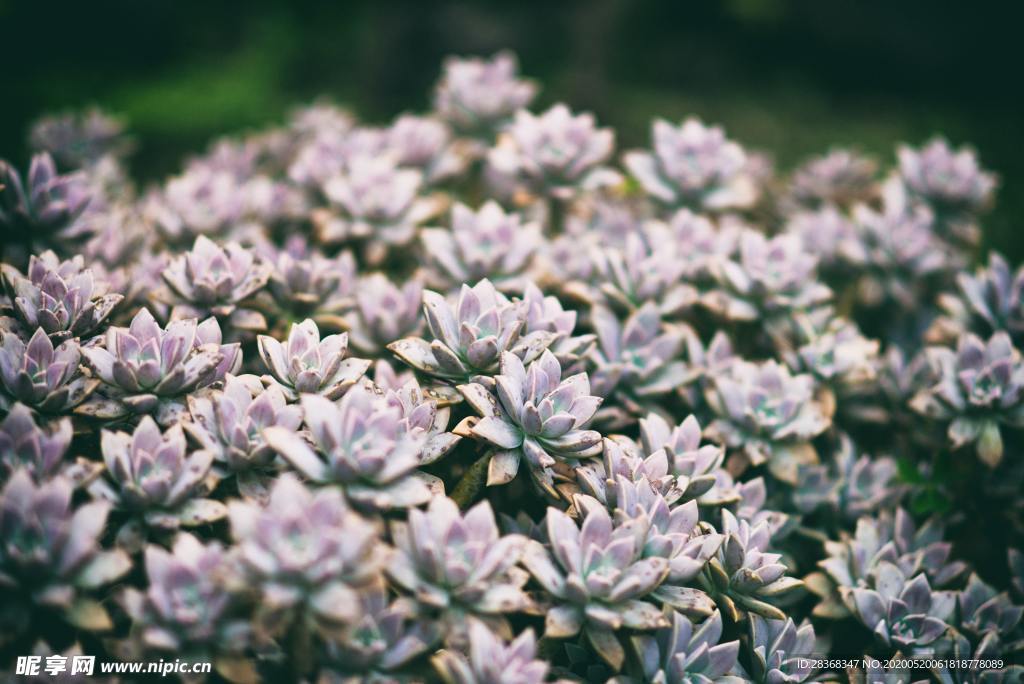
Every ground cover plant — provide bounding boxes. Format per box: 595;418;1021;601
1;51;1022;682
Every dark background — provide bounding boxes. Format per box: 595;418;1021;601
2;0;1021;258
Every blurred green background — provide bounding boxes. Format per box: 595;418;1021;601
2;0;1021;258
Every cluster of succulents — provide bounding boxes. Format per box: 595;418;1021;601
1;51;1022;683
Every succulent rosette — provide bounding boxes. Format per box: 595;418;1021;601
793;436;905;521
487;104;619;201
704;230;832;323
78;308;239;424
433;620;549;684
738;616;817;684
345;272;424;355
699;510;802;623
387;113;471;185
1;250;122;341
611;610;743;684
433;51;537;139
120;533;249;658
459;350;602;497
314;155;442;260
624;117;756;211
898;138;996;216
160;235;271;332
0;327;98;414
638;413;734;506
931;251;1024;345
0;471;131;636
704;359;830;483
520;504;673;670
321;579;439;680
809;508;968;620
388;498;531;642
843;178;949;308
89;417;224;548
389;279;558;385
520;282;596;375
421;201;542;290
185;373;302;499
574;230;694;318
589;304;700;426
265;387;439;510
788;148;878;208
257;319;371;401
785;205;859;267
0;152;94;258
0;403;99;485
381;371;462;465
911;331;1024;466
227;473;387;634
260;236;357;330
849;562;951;651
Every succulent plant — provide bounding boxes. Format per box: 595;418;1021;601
624;117;755;211
160;235;271;332
785;205;859;267
0;327;97;414
389;279;557;384
1;250;123;341
521;503;676;669
120;533;248;655
459;350;602;496
0;403;74;482
433;51;537;139
911;331;1024;467
589;304;700;425
611;609;743;684
740;616;817;684
30;108;132;169
433;620;549;684
90;417;224;545
487;104;618;201
379;370;462;465
843;178;949;308
955;573;1023;640
576;230;694;318
704;230;832;323
314;155;441;258
421;201;542;290
265;387;439;510
260;236;356;329
520;282;596;376
228;473;387;634
788;149;878;208
257;319;371;401
321;579;439;680
0;153;94;257
792;315;879;395
345;272;424;355
932;251;1024;346
387;113;471;184
793;436;905;521
700;510;803;622
704;359;830;483
811;508;968;620
388;498;531;642
600;481;723;597
0;471;131;635
185;373;302;499
850;562;950;650
78;308;239;424
898;138;996;215
638;413;733;506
